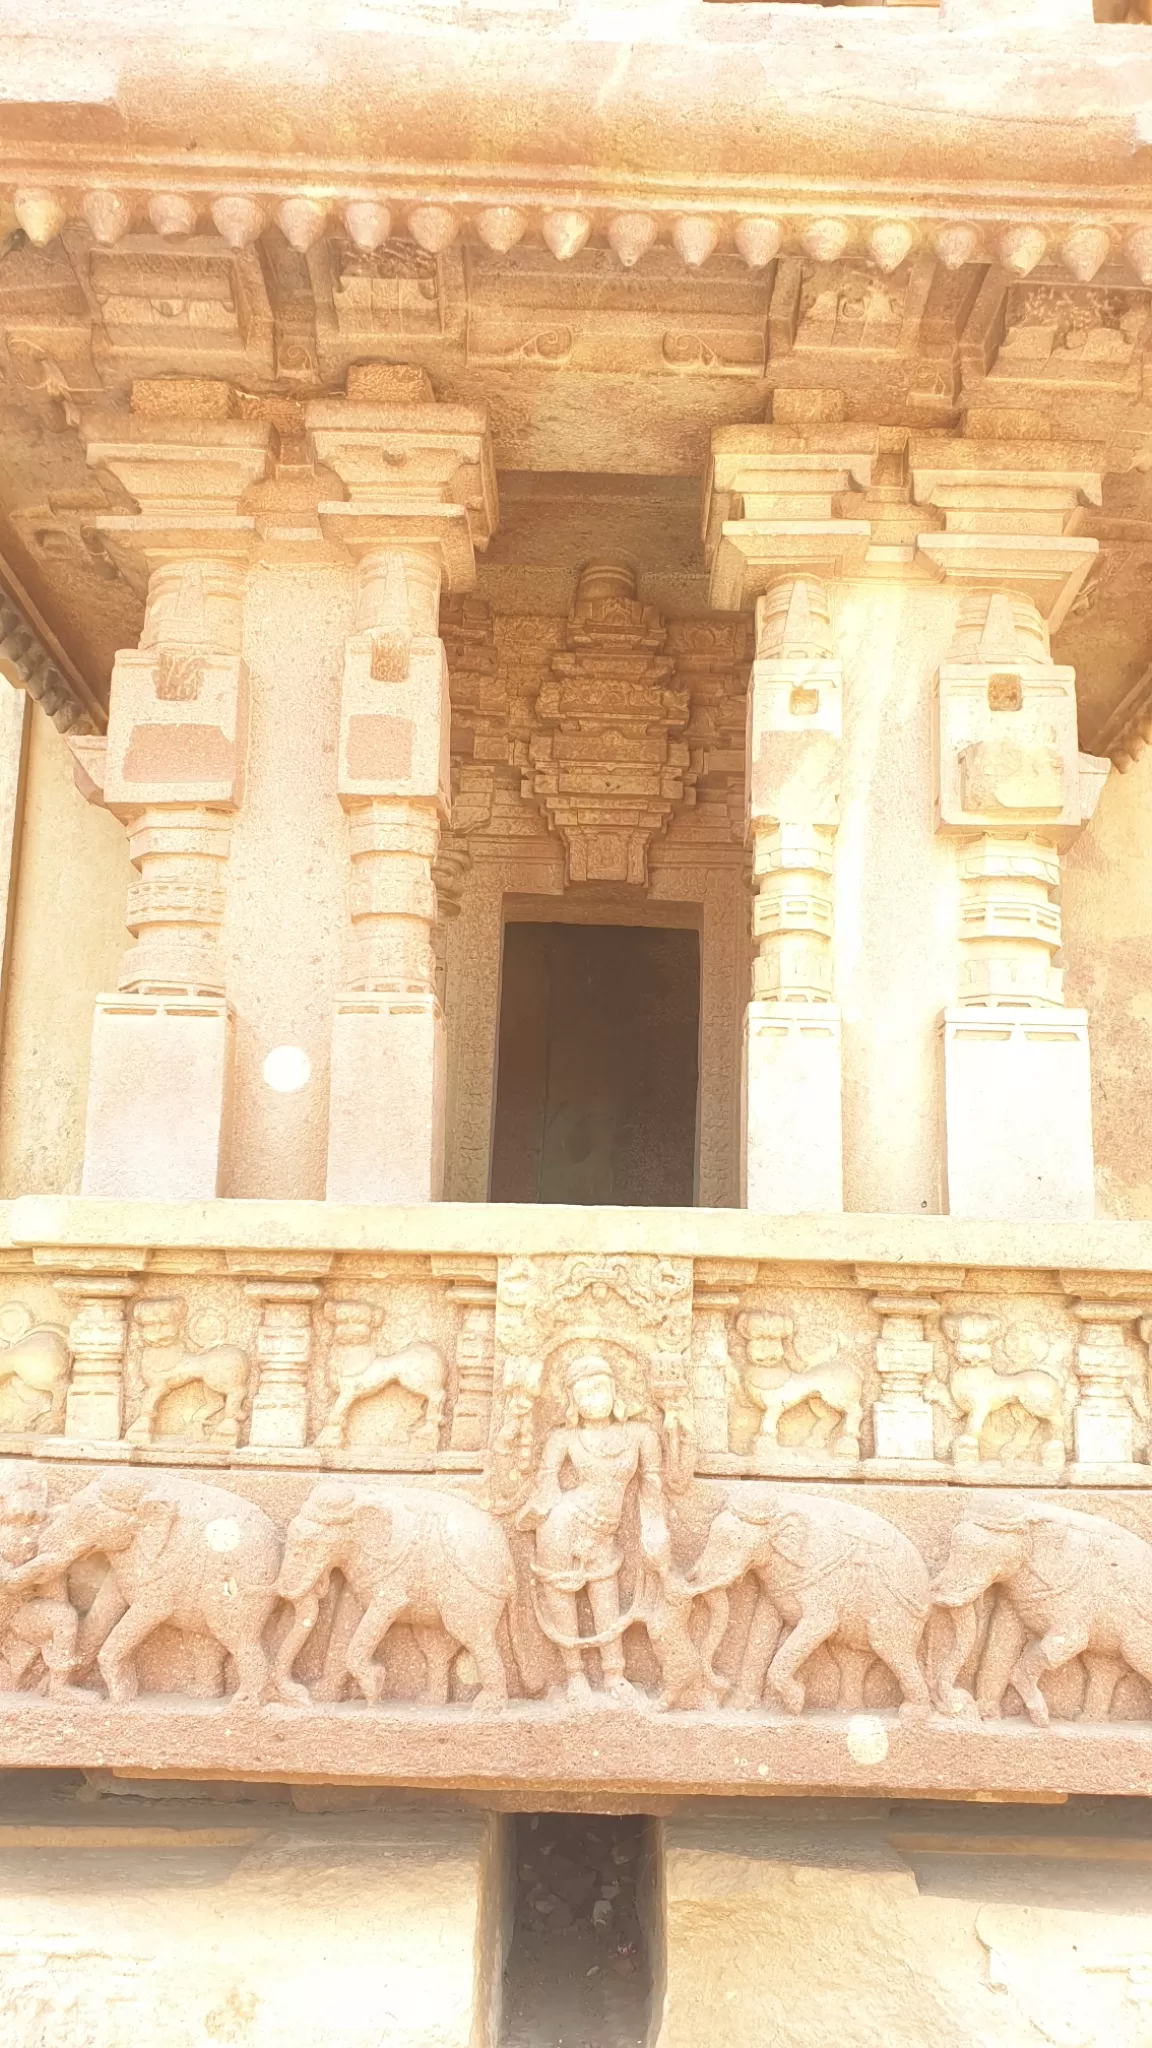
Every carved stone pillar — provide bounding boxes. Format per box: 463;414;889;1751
704;428;873;1212
869;1293;941;1463
1071;1300;1145;1476
911;444;1109;1220
245;1282;322;1449
691;1260;758;1454
306;366;497;1203
70;383;274;1197
54;1276;138;1444
432;1255;498;1455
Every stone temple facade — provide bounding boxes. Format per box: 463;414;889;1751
2;0;1152;2041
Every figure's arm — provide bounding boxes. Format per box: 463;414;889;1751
636;1425;670;1566
514;1428;569;1530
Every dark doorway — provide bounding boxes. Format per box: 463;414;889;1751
500;1811;656;2048
490;923;700;1205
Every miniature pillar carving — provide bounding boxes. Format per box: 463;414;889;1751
912;446;1109;1221
870;1295;940;1462
703;427;874;1215
71;384;274;1199
691;1261;758;1454
306;366;497;1204
432;1255;498;1453
245;1282;322;1449
1071;1301;1145;1475
55;1277;138;1443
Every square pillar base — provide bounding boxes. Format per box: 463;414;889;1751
941;1006;1095;1220
742;1002;843;1214
327;991;445;1203
81;994;231;1199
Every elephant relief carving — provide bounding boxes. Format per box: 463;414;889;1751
0;1474;81;1696
931;1498;1152;1725
316;1300;448;1449
4;1473;281;1704
732;1312;863;1462
933;1315;1071;1470
125;1298;251;1446
274;1480;541;1709
682;1487;931;1717
0;1308;71;1434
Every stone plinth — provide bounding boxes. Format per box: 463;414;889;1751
81;995;231;1199
0;1797;509;2048
941;1008;1095;1221
743;1003;843;1214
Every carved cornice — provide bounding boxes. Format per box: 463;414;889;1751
0;579;97;734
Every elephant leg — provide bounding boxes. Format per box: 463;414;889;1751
315;1587;362;1703
976;1598;1026;1720
346;1592;407;1704
766;1600;838;1716
454;1614;509;1710
212;1599;273;1706
30;1599;82;1698
868;1613;930;1718
1010;1623;1089;1727
97;1596;169;1703
1081;1653;1125;1722
729;1595;783;1712
414;1626;454;1706
1116;1619;1152;1708
76;1575;129;1679
275;1595;322;1706
189;1635;228;1700
832;1644;873;1712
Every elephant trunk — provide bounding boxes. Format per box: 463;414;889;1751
699;1588;730;1693
274;1577;328;1704
930;1596;980;1716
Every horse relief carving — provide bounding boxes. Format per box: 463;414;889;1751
732;1311;864;1465
0;1308;71;1434
934;1315;1072;1471
316;1300;448;1449
125;1298;251;1446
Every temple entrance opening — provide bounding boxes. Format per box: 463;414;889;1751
490;923;700;1205
500;1811;656;2048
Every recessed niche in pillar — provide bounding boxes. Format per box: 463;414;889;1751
490;923;700;1205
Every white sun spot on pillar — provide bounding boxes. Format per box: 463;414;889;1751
262;1045;312;1093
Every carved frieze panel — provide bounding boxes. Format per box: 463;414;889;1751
464;243;770;378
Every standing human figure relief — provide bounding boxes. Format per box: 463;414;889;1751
124;1298;251;1446
513;1350;700;1708
682;1487;932;1717
0;1474;83;1697
930;1498;1152;1726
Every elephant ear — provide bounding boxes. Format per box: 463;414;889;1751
351;1500;397;1568
135;1493;178;1569
765;1512;807;1566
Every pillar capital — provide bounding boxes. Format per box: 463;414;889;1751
909;436;1105;630
81;379;276;568
305;363;498;592
703;425;876;610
